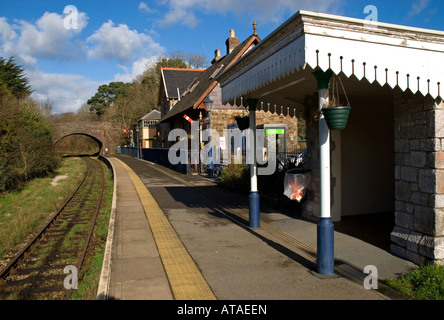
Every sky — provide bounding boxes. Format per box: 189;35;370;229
0;0;443;114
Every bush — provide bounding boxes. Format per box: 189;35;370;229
220;164;250;194
0;97;59;192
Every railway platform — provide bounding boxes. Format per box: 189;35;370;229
97;157;173;300
98;155;416;301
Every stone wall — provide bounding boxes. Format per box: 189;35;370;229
210;109;299;151
390;90;444;265
53;121;123;155
209;84;299;151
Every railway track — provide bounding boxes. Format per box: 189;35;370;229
0;157;106;300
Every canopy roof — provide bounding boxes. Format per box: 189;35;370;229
218;10;444;108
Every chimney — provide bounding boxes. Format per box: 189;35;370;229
211;49;222;64
226;29;239;55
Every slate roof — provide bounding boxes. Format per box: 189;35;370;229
140;109;161;121
160;34;260;123
160;68;204;100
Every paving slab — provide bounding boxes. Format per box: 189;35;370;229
103;157;173;300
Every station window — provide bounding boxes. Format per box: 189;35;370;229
143;120;158;128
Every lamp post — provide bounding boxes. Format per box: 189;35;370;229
203;95;213;112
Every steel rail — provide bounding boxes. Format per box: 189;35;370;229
65;158;106;300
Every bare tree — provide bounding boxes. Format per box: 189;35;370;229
39;97;54;119
76;103;100;122
169;50;209;69
186;52;209;69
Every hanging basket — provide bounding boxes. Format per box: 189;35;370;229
235;116;249;130
321;106;351;130
321;76;351;130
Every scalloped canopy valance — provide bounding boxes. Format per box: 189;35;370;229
218;10;444;106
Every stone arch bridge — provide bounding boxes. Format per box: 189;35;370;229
53;122;123;155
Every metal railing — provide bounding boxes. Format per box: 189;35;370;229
117;146;307;177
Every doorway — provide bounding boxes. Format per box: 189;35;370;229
332;93;395;250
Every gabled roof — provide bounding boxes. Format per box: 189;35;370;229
140;109;161;121
160;33;261;123
160;68;204;100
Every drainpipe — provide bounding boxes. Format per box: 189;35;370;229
247;98;260;229
313;69;334;276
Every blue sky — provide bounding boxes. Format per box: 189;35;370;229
0;0;443;114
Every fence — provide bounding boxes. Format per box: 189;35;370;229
117;147;188;174
117;146;307;176
117;146;138;158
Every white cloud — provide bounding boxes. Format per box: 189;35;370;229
0;11;88;67
0;11;92;113
156;0;340;28
407;0;430;18
0;17;17;42
86;20;165;64
0;11;165;114
114;56;158;82
158;7;200;28
0;17;27;63
26;69;102;114
138;2;156;14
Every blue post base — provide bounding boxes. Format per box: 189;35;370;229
317;217;334;275
249;191;260;229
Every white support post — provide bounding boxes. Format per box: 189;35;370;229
318;87;331;219
313;69;335;276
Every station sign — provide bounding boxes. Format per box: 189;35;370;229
266;128;285;135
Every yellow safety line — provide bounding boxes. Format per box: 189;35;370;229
116;159;216;300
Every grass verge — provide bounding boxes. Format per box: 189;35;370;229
383;263;444;300
0;158;86;263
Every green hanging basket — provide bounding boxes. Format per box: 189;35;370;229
321;106;351;130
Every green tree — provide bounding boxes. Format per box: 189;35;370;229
0;98;58;192
0;58;58;192
0;57;32;99
155;57;188;72
14;102;58;180
0;114;18;191
87;82;132;116
86;56;191;136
